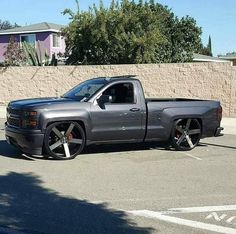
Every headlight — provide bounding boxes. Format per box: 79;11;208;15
22;111;37;117
21;111;38;128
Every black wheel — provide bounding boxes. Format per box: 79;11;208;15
171;118;201;151
44;121;86;160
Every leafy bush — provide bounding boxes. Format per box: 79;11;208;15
3;36;26;66
63;0;203;65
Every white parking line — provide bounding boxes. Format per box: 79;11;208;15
127;205;236;234
128;210;236;234
182;152;202;160
165;205;236;214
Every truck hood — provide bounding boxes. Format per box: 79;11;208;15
9;97;81;109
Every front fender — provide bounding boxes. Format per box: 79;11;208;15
39;109;92;136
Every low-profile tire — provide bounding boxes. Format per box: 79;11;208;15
171;118;201;151
44;121;86;160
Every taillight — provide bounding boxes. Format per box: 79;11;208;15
216;106;222;121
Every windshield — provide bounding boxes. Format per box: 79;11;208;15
62;78;109;101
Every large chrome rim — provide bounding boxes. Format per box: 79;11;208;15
47;122;84;159
173;119;201;150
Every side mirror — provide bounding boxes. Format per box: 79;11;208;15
97;95;112;105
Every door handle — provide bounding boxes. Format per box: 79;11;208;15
129;108;140;112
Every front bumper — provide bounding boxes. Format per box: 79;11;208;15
215;127;224;137
5;123;44;155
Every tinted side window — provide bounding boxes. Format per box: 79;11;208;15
103;83;134;104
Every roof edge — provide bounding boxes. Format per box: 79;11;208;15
218;56;236;60
193;58;230;63
0;29;61;35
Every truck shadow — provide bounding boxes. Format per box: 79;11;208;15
199;142;236;150
0;140;31;160
84;142;173;155
0;140;172;160
1;139;235;161
0;172;153;234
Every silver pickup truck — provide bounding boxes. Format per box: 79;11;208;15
5;76;223;160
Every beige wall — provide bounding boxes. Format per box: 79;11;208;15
0;62;235;117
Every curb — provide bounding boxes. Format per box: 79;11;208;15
0;106;6;119
221;118;236;135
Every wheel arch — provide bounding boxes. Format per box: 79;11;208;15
173;117;202;128
45;119;87;138
161;107;206;140
167;117;203;141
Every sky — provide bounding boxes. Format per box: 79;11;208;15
0;0;235;56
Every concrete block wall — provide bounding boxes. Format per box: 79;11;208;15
0;62;235;117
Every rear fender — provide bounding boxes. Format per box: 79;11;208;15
161;107;208;139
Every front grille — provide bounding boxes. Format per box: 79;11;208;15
7;107;21;127
7;108;22;116
8;117;21;127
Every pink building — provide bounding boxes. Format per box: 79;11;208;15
0;22;66;63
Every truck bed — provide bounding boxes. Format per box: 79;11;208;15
145;98;221;141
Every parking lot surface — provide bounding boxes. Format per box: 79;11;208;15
0;119;235;234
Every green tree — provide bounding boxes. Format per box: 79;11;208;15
156;15;203;62
225;52;236;56
207;35;212;56
200;35;213;56
3;36;26;66
0;20;19;30
63;0;203;64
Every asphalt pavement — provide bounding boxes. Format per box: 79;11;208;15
0;118;235;234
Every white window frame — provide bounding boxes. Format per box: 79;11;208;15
51;33;61;48
20;34;36;48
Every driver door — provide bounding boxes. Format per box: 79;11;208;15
90;82;145;142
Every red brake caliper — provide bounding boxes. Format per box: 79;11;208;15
176;130;181;139
68;133;74;141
